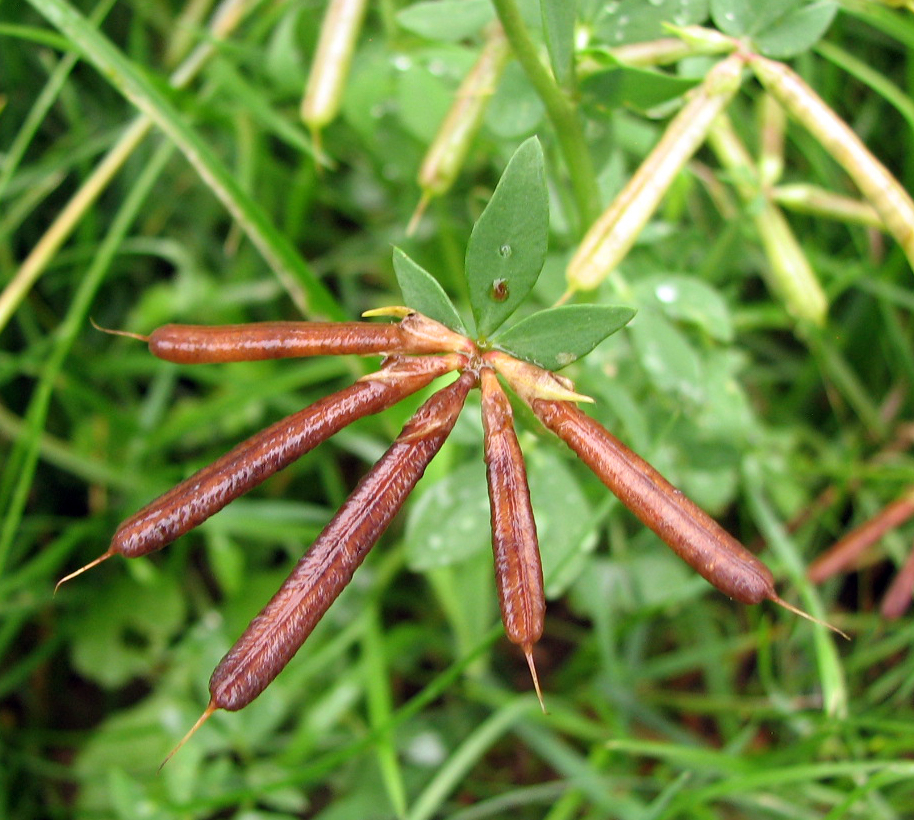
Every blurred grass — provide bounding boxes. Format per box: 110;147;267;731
2;1;914;819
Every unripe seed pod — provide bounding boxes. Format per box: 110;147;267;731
567;53;744;292
707;114;827;326
751;54;914;271
771;184;884;229
758;93;786;187
408;23;511;235
301;0;369;144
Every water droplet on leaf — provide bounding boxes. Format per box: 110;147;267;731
498;244;512;258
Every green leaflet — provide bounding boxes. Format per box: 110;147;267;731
396;0;494;42
711;0;837;58
540;0;576;89
392;247;466;332
591;0;708;46
493;304;636;370
581;66;700;115
633;274;734;343
465;137;549;337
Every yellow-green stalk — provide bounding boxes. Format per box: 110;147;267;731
772;183;885;229
301;0;369;157
751;54;914;272
578;24;736;75
407;24;511;235
566;53;744;293
708;114;827;326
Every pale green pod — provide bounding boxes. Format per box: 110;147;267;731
408;24;511;234
772;184;884;229
751;55;914;271
301;0;369;134
567;53;744;292
758;94;786;187
708;115;827;326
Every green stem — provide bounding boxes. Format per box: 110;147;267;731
490;0;600;233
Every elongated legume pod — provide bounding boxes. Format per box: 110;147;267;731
880;545;914;620
480;368;545;706
707;114;827;326
567;53;744;292
56;354;464;588
808;491;914;584
527;398;775;604
408;23;511;234
750;54;914;271
208;369;477;712
300;0;369;138
148;312;473;363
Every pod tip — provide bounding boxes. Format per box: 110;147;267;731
89;317;149;343
158;701;217;773
407;192;431;237
523;644;547;714
770;594;849;641
55;549;115;594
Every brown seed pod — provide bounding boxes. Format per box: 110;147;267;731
146;316;471;364
56;354;465;588
480;368;546;710
528;397;844;635
171;371;475;733
880;544;914;620
162;369;477;766
530;397;776;605
807;492;914;585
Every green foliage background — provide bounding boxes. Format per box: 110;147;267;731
2;0;914;818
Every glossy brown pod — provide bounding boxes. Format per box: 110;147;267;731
480;368;546;708
208;369;477;713
148;312;473;364
807;493;914;584
57;355;464;588
530;399;776;605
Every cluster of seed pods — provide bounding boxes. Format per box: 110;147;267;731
59;311;839;763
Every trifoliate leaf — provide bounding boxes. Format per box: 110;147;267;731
405;460;490;570
629;308;705;403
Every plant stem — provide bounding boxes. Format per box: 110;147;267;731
490;0;600;233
